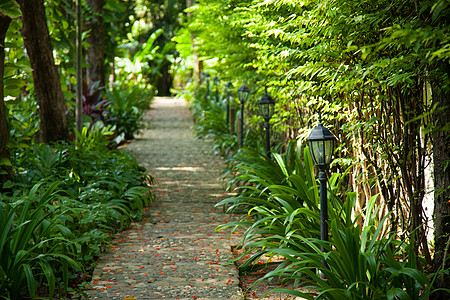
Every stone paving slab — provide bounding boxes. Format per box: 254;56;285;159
86;97;243;300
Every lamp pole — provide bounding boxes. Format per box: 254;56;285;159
264;119;270;158
225;81;233;125
318;167;328;251
205;73;210;101
258;87;275;159
213;76;219;102
306;113;336;267
238;83;250;148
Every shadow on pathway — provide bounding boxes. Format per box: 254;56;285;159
86;97;242;300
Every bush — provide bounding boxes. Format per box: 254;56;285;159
1;127;155;298
216;141;443;299
106;85;154;140
0;183;80;299
187;83;263;157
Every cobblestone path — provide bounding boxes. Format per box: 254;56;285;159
86;97;243;300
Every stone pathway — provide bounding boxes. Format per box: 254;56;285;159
86;97;242;300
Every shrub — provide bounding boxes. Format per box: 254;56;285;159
216;141;443;298
0;183;80;299
106;85;154;140
1;128;155;297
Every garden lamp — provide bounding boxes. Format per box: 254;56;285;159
204;73;211;100
306;113;336;168
257;87;275;158
225;81;234;125
306;113;336;263
238;83;250;148
213;76;220;102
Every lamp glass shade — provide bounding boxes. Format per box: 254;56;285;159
308;139;335;166
259;102;275;120
225;81;233;98
257;90;275;120
238;84;250;104
306;122;336;167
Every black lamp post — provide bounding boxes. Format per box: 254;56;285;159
238;83;250;148
306;113;336;258
204;73;211;99
257;87;275;158
225;81;233;125
213;76;219;102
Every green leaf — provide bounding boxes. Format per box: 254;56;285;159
0;158;11;166
0;0;21;18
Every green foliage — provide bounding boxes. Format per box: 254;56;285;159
6;97;39;152
0;183;80;300
180;0;450;276
266;216;434;300
113;0;187;94
0;0;21;18
69;80;153;144
106;84;154;139
215;142;441;298
190;86;238;155
217;144;320;268
181;0;449;155
1;140;154;298
3;17;30;101
188;82;267;156
115;28;166;91
73;121;116;152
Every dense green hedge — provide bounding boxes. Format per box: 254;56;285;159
178;0;449;267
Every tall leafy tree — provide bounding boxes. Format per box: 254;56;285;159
16;0;68;142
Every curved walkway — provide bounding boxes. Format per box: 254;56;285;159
86;97;242;300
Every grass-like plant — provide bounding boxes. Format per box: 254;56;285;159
216;140;442;298
264;214;435;299
106;85;153;140
1;125;155;297
189;84;262;157
217;142;323;271
0;182;80;299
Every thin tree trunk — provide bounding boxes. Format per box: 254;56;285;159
157;65;172;96
16;0;68;142
85;0;105;87
0;13;12;183
76;0;83;135
431;85;450;298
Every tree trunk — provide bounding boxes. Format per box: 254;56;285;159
85;0;105;87
16;0;68;143
157;65;172;96
0;13;12;184
431;85;450;297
